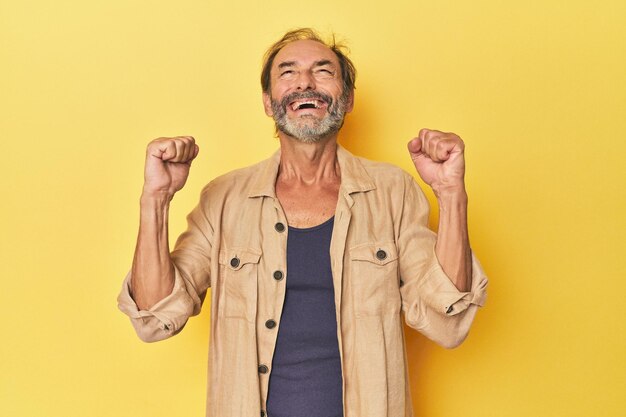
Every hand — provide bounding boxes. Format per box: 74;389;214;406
407;129;466;196
143;136;199;199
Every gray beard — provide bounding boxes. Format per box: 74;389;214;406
270;90;349;143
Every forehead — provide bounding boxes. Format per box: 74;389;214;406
273;39;340;69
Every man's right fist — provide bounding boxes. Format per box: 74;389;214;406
143;136;199;199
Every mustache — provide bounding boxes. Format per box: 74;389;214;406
278;90;334;110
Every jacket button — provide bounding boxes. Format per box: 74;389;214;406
258;364;269;374
265;319;277;329
376;249;387;260
273;270;284;280
275;222;286;232
230;257;240;268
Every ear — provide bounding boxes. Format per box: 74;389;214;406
262;92;274;117
345;90;355;113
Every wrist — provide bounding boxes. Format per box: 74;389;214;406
141;186;174;202
432;180;467;201
140;189;173;210
437;191;468;216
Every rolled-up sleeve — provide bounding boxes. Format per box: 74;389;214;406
117;186;214;343
398;174;488;349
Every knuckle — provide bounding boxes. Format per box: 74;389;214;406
148;137;163;147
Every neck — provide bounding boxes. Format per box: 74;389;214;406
277;133;341;185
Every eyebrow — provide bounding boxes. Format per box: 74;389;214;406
313;59;334;68
276;59;336;69
277;61;296;69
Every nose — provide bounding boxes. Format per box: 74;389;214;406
296;70;315;91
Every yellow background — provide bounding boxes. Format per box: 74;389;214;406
1;0;624;416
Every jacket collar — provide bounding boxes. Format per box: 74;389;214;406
247;144;376;198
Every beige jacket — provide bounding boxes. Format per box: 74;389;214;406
118;145;488;417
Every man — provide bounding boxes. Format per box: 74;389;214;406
118;28;487;417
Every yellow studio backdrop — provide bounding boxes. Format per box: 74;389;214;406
1;0;624;416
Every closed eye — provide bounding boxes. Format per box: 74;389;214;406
314;68;335;78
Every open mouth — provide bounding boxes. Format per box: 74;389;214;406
290;99;326;111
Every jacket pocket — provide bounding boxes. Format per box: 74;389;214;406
349;242;399;317
217;248;261;322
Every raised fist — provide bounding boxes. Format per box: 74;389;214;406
143;136;199;198
407;128;466;196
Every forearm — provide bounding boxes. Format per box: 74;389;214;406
130;192;175;310
434;188;472;292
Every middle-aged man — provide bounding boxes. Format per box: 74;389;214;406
118;28;488;417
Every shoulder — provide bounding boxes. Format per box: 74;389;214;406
340;151;431;228
197;156;273;203
347;152;417;190
209;160;265;188
342;151;429;212
359;156;412;179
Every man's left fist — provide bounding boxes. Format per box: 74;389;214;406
407;128;466;195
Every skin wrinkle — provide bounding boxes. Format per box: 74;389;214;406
270;89;351;143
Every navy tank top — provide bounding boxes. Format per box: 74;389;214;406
266;216;343;417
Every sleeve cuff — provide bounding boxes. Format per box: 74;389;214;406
421;251;488;317
116;267;196;341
